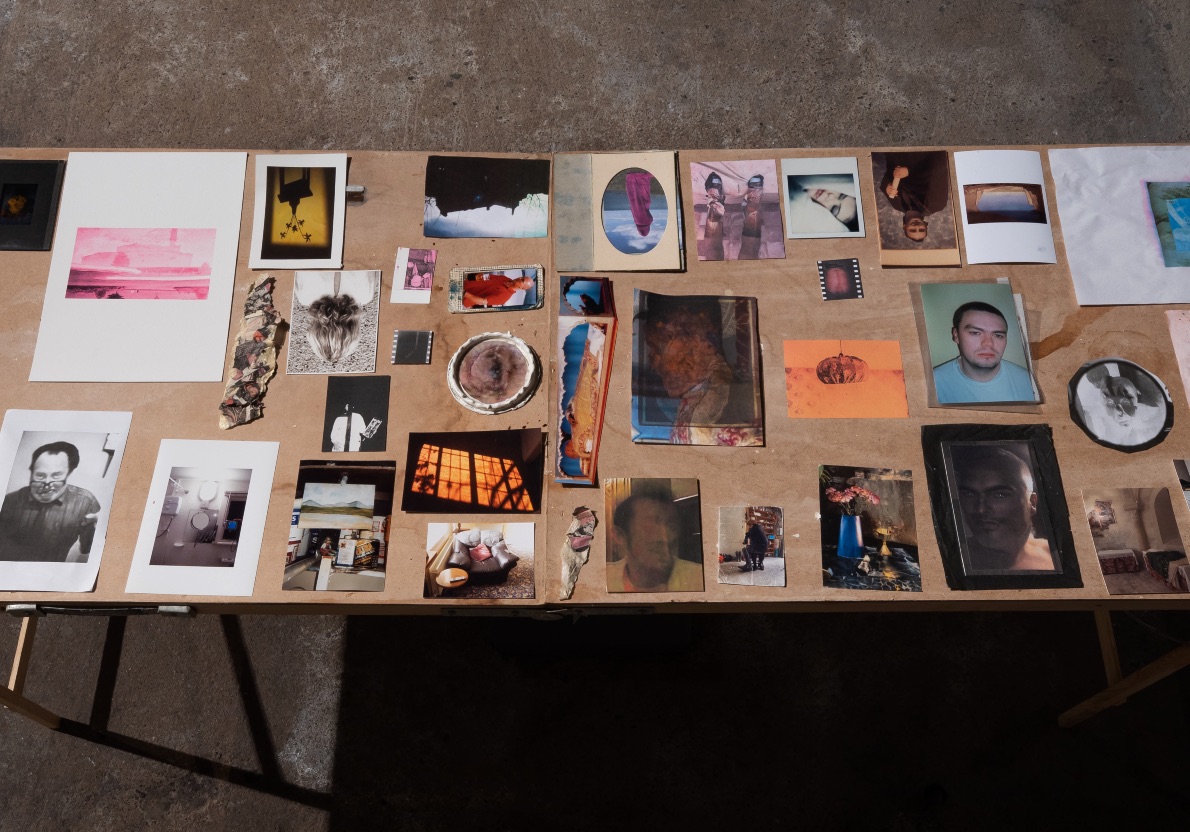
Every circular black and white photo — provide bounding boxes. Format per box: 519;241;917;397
1068;358;1173;452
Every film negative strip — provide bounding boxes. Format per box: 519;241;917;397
817;258;863;301
391;330;434;365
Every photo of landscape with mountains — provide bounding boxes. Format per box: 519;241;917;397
298;482;376;530
66;227;216;300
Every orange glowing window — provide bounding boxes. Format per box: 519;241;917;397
414;444;533;510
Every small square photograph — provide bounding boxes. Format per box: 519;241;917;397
447;265;543;313
0;182;36;225
322;376;390;452
919;281;1039;405
716;506;785;587
124;439;278;597
560;276;614;317
65;227;216;300
605;478;704;593
1145;181;1190;268
0;160;64;250
689;160;786;260
780;156;865;238
424;522;535;599
390;247;437;303
783;340;908;419
1068;358;1173;453
631;290;764;446
250;155;347;269
424;155;550;238
283;460;396;592
402;429;545;514
1082;487;1189;595
818;258;863;301
870;151;960;266
819;466;920;592
392;330;433;365
287;270;381;374
0;410;132;592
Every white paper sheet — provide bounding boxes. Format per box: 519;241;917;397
1051;146;1190;305
125;439;278;596
954;150;1056;264
29;152;246;382
0;410;132;592
248;153;347;269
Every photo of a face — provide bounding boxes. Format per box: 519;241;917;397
944;441;1060;576
261;166;336;261
0;430;116;564
148;467;252;567
1082;487;1189;595
919;282;1038;406
780;157;865;238
818;258;863;301
1069;358;1173;452
962;183;1047;224
0;183;36;225
288;270;381;374
605;478;703;593
689;160;785;260
423;155;550;238
1145;181;1190;268
65;227;216;300
601;167;669;254
631;290;764;446
870;151;960;266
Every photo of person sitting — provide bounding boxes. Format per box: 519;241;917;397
461;271;535;309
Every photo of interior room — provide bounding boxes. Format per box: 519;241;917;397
1083;487;1190;594
424;522;534;599
149;467;252;567
282;460;395;592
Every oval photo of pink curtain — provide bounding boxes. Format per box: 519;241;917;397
601;167;668;254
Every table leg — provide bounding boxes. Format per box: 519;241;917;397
2;617;61;730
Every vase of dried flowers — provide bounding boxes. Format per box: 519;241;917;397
826;484;880;560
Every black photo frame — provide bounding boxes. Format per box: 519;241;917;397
922;423;1082;590
1067;357;1174;453
0;160;65;250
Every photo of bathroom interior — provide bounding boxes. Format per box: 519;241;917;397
150;466;252;567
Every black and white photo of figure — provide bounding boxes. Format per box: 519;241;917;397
322;376;390;452
288;270;381;374
1069;358;1174;452
0;431;116;563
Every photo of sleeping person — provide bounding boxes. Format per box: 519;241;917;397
780;157;865;238
1070;358;1173;452
287;270;380;374
689;160;785;260
870;151;959;265
631;290;764;446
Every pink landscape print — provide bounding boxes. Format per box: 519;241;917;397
66;227;217;300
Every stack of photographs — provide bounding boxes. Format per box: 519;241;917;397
631;290;764;446
556;277;617;485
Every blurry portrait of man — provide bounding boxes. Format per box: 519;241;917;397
606;481;703;593
949;444;1058;574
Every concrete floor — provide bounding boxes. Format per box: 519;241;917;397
2;1;1190;829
